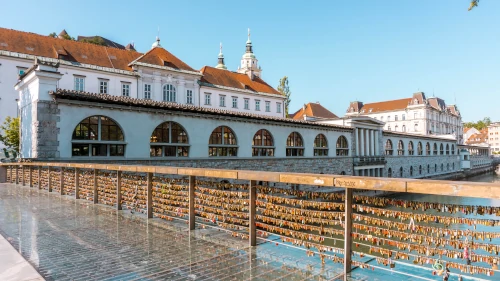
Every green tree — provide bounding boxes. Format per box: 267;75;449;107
81;37;107;46
469;0;479;11
277;76;291;117
463;117;491;130
0;117;20;153
48;32;57;38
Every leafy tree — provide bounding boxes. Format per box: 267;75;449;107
463;117;491;131
48;32;57;38
469;0;479;11
277;76;291;117
61;33;75;41
81;37;107;46
0;117;20;153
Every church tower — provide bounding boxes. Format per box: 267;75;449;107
237;28;262;78
215;43;227;70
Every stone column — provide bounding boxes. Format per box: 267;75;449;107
75;168;80;199
116;171;122;210
374;131;379;156
355;128;359;156
344;188;353;278
370;130;375;156
93;169;98;203
189;176;196;230
359;129;365;156
146;172;153;218
249;180;257;247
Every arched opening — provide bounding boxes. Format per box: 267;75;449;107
446;144;450;155
150;121;189;157
286;132;304;156
209;126;237;156
385;140;393;156
447;163;450;170
419;165;422;175
426;142;431;155
336;135;349;156
410;166;413;176
314;134;328;156
72;115;125;157
435;164;437;172
452;162;455;170
452;144;455;155
340;171;346;175
440;143;444;155
163;84;176;102
408;141;414;155
397;140;404;156
417;142;423;156
252;129;274;157
427;164;430;174
399;167;403;177
387;168;392;178
433;143;438;155
441;163;444;171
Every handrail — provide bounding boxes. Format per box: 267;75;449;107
2;162;500;199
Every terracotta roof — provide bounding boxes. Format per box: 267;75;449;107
290;103;338;120
358;98;412;114
0;27;142;71
49;89;351;131
200;66;281;96
130;47;196;72
427;97;446;111
463;127;472;133
465;132;488;145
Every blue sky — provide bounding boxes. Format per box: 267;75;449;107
1;0;498;122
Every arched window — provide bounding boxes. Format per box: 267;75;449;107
387;168;392;178
252;129;274;157
397;140;404;156
408;141;414;155
209;126;237;156
419;165;422;175
395;125;399;131
286;132;304;156
417;142;423;156
426;142;431;155
336;136;349;156
451;144;455;155
150;121;189;157
72;116;125;157
440;144;444;155
314;134;329;156
385;140;393;155
163;84;176;102
399;167;403;177
446;144;450;155
410;166;413;176
427;164;430;174
387;125;391;131
433;143;438;155
402;125;406;132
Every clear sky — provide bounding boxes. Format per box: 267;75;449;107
1;0;498;122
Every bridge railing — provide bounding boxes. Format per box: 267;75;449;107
1;162;500;280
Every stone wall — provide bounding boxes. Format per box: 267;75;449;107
384;155;460;178
33;101;60;159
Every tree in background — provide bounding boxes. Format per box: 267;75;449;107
0;117;20;153
463;117;491;131
81;37;107;46
469;0;479;11
277;76;291;117
48;32;57;38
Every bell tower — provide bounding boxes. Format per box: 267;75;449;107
237;28;262;78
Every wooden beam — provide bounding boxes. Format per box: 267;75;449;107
38;166;42;190
249;180;257;247
93;169;98;204
189;175;196;230
21;165;25;186
344;188;353;280
74;168;80;199
116;171;122;210
29;166;33;188
15;165;19;185
47;166;52;192
146;172;153;218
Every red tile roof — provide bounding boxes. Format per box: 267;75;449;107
200;66;281;96
465;132;488;145
290;103;338;120
130;47;196;72
0;27;142;71
359;98;412;113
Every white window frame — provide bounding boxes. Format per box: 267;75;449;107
144;84;152;99
219;95;226;107
99;80;108;94
255;100;261;111
121;83;130;97
244;98;250;110
265;101;270;112
186;90;193;104
74;76;85;92
232;97;238;108
205;93;211;105
277;102;282;113
163;84;176;102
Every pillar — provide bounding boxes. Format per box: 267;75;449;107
74;168;80;199
29;166;33;187
60;168;64;195
10;165;14;183
359;129;365;156
344;188;353;279
146;172;153;218
189;175;196;230
355;129;359;156
47;166;52;192
116;171;122;210
38;166;42;190
374;131;379;156
370;130;375;156
249;180;257;247
93;169;98;203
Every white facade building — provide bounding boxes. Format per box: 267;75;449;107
0;27;285;149
345;92;463;143
487;122;500;153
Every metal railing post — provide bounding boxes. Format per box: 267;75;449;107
189;175;196;230
60;168;64;195
74;168;80;199
344;187;353;280
249;180;257;247
93;169;98;203
116;171;122;210
147;172;153;218
47;166;52;192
